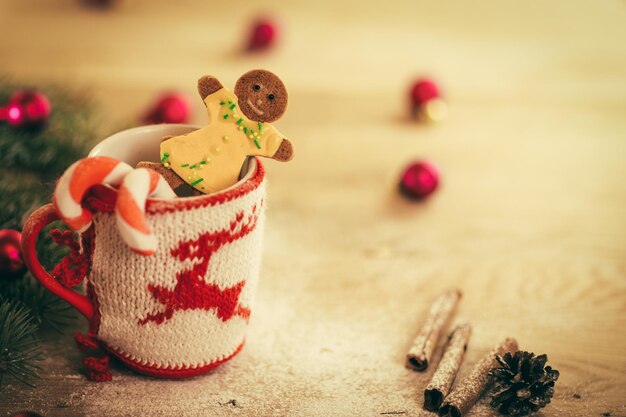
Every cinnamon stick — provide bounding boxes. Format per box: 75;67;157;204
423;323;472;411
406;289;462;371
439;337;519;417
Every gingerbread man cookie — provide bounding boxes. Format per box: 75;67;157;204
156;70;294;195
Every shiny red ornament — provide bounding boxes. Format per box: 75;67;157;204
408;78;447;122
0;90;51;127
410;79;439;106
143;93;190;124
0;229;25;277
399;161;440;200
246;19;277;51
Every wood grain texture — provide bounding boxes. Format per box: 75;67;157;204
1;0;625;416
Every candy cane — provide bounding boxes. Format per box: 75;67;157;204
115;168;176;256
54;157;133;233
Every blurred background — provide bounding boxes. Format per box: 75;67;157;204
0;0;624;416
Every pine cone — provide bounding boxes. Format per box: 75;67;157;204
489;351;559;416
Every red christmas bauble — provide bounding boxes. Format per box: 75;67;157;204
1;91;51;127
408;78;447;122
399;161;440;200
0;229;25;277
410;79;439;106
247;19;277;51
143;93;190;124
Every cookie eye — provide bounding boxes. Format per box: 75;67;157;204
253;84;261;91
267;93;275;101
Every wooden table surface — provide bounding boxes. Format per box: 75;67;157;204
1;0;625;416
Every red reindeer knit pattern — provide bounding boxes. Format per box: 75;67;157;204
139;209;258;325
81;159;266;377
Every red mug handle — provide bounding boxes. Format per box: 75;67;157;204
21;203;94;320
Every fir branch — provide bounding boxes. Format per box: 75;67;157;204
0;272;75;333
0;173;51;230
0;77;97;178
0;299;42;388
0;76;97;336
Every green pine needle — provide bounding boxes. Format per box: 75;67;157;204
0;299;42;388
0;273;75;333
0;77;96;338
0;174;50;231
0;77;101;390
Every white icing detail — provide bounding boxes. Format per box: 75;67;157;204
246;99;264;116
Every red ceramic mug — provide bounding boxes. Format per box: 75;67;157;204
21;124;266;378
